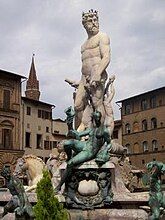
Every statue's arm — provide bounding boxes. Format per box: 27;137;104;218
68;128;91;139
105;75;115;102
78;128;92;137
155;162;165;175
104;128;112;150
162;163;165;174
13;178;26;210
65;78;80;88
92;33;110;83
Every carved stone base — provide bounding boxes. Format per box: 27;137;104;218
60;161;115;209
68;208;148;220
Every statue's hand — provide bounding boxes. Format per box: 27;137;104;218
15;207;24;216
23;204;34;218
90;74;101;87
65;78;79;88
68;130;80;140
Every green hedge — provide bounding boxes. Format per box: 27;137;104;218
33;169;68;220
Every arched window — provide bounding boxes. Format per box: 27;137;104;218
125;123;131;134
134;142;139;153
143;141;148;152
133;121;139;132
141;99;147;110
150;96;156;108
142;120;147;131
3;89;11;110
151;118;157;129
0;120;13;149
125;103;131;115
152;140;158;151
125;144;131;154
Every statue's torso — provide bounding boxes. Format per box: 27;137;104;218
81;32;107;81
84;126;105;154
7;178;19;196
150;177;161;193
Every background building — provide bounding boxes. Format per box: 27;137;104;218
117;87;165;169
21;56;56;162
0;69;25;185
112;120;122;145
52;118;68;144
21;97;55;162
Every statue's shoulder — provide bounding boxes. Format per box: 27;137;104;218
81;41;87;53
98;32;110;44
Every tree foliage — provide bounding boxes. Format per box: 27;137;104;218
33;169;68;220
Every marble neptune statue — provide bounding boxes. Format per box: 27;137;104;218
55;10;126;195
65;9;114;135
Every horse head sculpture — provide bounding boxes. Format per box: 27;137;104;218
14;155;46;192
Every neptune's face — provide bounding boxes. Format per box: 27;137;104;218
83;15;99;35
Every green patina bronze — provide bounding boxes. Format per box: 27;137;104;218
56;108;112;192
146;161;165;220
1;165;34;219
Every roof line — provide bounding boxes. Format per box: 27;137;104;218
116;86;165;103
0;69;26;79
21;96;55;107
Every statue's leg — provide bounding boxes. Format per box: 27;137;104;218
69;150;93;166
64;140;75;161
2;199;17;217
75;83;86;111
75;83;86;129
64;140;85;161
56;150;93;191
149;194;160;220
2;205;8;217
55;162;74;192
79;105;93;131
71;140;85;153
163;192;165;208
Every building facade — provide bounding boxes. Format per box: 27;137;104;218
0;69;25;185
52;118;68;147
117;87;165;169
112;120;122;145
21;56;58;162
21;97;56;162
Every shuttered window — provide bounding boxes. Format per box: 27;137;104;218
3;90;10;110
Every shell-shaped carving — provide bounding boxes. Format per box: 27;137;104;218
0;153;18;172
78;180;99;196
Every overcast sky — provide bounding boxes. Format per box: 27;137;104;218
0;0;165;120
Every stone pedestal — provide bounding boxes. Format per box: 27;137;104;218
59;161;115;209
68;208;148;220
1;189;157;219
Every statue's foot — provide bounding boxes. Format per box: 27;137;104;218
103;196;113;205
55;185;61;193
1;212;7;218
148;214;160;220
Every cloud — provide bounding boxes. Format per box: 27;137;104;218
0;0;164;120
